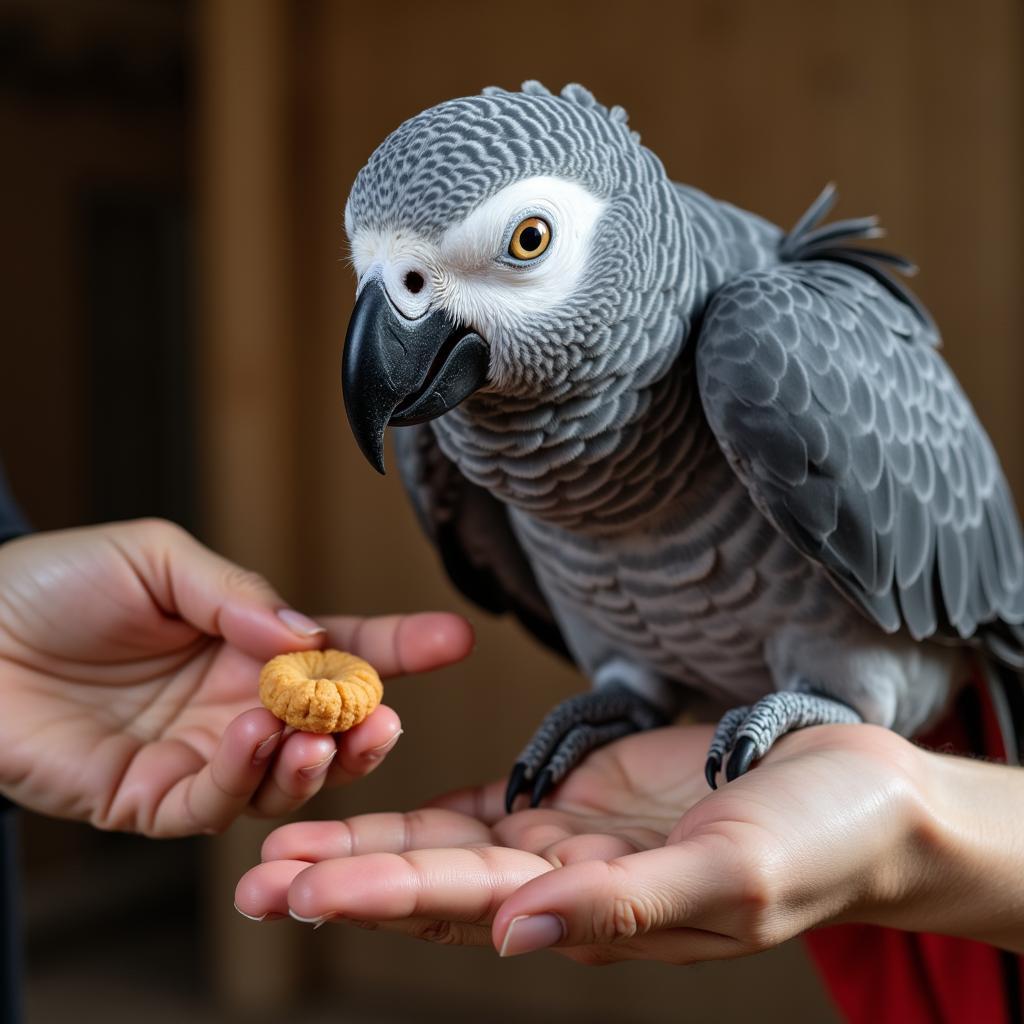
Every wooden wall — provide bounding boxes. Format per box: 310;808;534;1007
196;1;1022;1020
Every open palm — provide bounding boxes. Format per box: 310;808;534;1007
240;719;927;963
0;521;472;835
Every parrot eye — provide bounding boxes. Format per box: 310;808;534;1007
508;217;551;261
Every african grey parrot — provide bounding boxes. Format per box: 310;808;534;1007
339;81;1024;810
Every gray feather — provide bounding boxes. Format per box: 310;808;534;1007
696;260;1024;651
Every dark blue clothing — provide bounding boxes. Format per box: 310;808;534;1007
0;811;17;1024
0;463;28;1024
0;464;27;542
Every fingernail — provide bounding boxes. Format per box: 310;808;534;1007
277;608;327;638
363;729;403;764
289;909;334;928
252;730;283;764
235;904;274;923
498;913;565;957
299;749;337;780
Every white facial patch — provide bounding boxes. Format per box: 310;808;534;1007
348;227;438;321
347;177;607;366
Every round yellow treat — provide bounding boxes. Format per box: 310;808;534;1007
259;649;383;733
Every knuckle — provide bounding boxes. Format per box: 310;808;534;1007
593;863;671;942
223;565;273;596
734;855;778;915
133;517;188;548
731;853;788;950
603;892;663;940
134;515;178;536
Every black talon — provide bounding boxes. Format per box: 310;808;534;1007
505;762;529;814
704;756;720;790
529;768;554;808
725;737;757;781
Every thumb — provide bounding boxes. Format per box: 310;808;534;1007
492;845;737;960
124;519;325;659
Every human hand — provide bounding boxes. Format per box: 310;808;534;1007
0;519;472;836
237;722;937;960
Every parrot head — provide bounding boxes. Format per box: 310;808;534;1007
342;81;691;473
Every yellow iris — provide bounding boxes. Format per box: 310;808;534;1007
508;217;552;260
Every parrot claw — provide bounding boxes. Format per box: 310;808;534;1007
530;768;555;807
705;689;862;787
505;762;530;813
704;755;721;790
725;737;756;781
505;684;670;811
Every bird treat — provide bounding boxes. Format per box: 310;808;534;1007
259;649;383;733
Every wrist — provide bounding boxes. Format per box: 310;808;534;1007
839;733;938;927
854;742;1024;950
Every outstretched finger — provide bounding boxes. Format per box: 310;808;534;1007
285;847;552;927
235;859;309;921
261;809;494;864
318;612;474;678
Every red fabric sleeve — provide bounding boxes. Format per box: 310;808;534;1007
802;670;1023;1023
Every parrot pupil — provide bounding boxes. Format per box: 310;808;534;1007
520;226;543;252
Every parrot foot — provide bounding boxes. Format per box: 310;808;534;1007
704;690;862;789
505;684;669;812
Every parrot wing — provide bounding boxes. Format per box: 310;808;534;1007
695;192;1024;666
393;423;571;661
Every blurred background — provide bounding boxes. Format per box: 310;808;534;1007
0;0;1020;1021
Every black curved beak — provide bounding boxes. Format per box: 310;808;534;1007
342;276;489;473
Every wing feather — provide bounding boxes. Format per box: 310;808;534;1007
696;259;1024;658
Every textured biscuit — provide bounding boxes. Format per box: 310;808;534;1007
259;649;383;733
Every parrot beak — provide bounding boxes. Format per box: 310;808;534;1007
341;275;489;473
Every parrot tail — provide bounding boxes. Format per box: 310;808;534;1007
978;619;1024;673
779;182;937;336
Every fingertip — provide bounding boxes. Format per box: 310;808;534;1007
345;705;402;757
227;707;284;748
314;707;401;786
277;730;337;764
400;612;475;674
235;859;311;920
491;860;601;945
286;862;323;919
234;868;262;914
